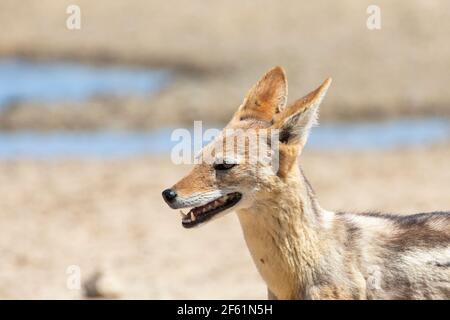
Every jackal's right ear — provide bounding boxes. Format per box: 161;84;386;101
273;78;332;148
235;66;288;122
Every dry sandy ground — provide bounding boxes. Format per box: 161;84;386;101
1;0;450;130
0;146;449;299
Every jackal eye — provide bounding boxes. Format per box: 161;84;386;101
213;162;237;171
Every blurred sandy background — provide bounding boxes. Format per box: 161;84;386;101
0;1;449;299
1;149;450;299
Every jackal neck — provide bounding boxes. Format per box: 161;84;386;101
237;165;328;299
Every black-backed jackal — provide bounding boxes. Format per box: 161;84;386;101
163;67;450;299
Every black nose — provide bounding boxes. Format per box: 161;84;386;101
162;188;177;202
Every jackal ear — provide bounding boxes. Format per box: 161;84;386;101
273;78;332;147
237;66;287;122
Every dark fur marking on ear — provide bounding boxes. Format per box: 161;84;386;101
279;112;302;144
279;128;291;144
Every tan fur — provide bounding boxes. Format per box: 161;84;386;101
237;66;288;121
165;67;450;300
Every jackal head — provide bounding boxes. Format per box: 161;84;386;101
162;67;331;228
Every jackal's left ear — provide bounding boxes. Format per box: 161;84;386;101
273;78;332;147
236;66;288;122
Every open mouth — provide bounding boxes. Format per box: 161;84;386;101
180;192;242;228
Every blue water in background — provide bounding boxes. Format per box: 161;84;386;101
0;119;448;159
308;118;450;151
0;58;169;107
0;130;173;159
0;58;449;159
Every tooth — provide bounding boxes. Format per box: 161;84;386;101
191;212;196;221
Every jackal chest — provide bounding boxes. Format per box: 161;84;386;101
253;255;300;299
242;231;302;298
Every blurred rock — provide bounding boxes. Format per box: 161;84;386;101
83;269;123;299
